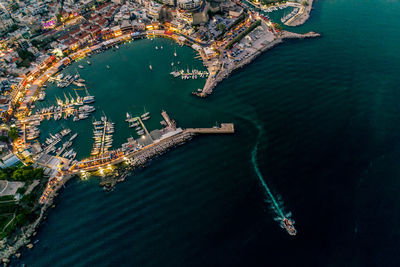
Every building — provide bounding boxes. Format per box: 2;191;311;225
161;0;176;6
0;153;22;169
111;26;122;37
177;0;201;10
132;21;145;31
228;7;243;18
148;4;162;19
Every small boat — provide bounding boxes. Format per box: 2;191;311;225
135;126;142;131
69;133;78;141
61;128;71;137
137;130;145;135
174;49;177;57
106;65;110;69
125;112;131;122
72;81;85;87
129;122;139;128
83;95;95;104
149;65;152;70
280;218;297;236
141;112;150;118
78;65;84;69
87;61;91;65
171;62;174;67
161;46;163;49
155;46;158;50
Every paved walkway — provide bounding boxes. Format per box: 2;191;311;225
0;180;24;197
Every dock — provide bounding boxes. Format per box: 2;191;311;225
137;117;154;142
185;123;234;134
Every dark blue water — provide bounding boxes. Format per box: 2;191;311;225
14;0;400;266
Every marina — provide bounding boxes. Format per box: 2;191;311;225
12;38;230;185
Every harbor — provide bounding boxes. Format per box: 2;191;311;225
0;0;325;262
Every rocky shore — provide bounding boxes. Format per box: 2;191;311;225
197;31;321;98
0;175;74;265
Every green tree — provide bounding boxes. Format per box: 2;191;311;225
56;13;62;23
216;23;226;32
274;23;283;31
16;48;34;61
8;127;19;141
15;214;28;226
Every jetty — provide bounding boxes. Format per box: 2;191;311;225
68;111;234;174
185;123;234;134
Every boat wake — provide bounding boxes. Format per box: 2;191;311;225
251;122;297;236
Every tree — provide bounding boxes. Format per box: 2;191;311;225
8;127;19;141
216;23;226;32
274;23;283;31
15;214;28;226
0;158;6;168
56;13;62;23
16;48;34;61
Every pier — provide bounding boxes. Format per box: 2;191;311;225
185;123;234;134
137;117;154;142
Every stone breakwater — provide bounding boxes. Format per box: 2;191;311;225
101;131;196;189
129;132;195;167
197;31;321;98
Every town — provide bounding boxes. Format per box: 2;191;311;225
0;0;316;263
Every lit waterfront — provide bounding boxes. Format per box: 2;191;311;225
38;38;208;160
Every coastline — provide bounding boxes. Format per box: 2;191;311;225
1;1;317;262
0;174;75;264
197;30;321;98
1;127;226;263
